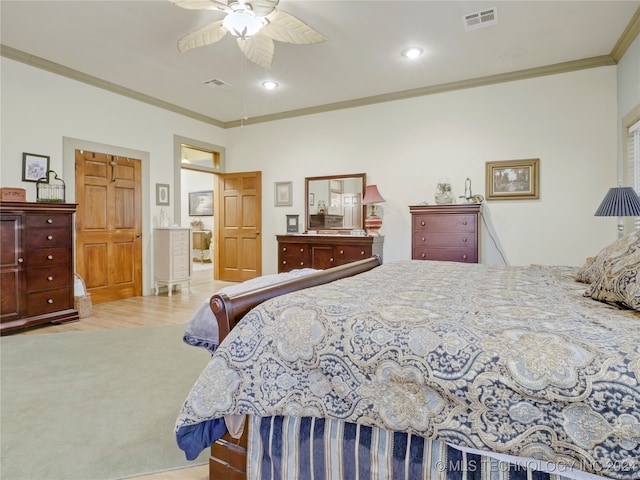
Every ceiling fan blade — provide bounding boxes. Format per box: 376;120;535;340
261;10;328;45
237;35;275;70
249;0;279;18
178;20;228;52
169;0;231;12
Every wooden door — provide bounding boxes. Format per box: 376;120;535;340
214;171;262;282
75;150;142;304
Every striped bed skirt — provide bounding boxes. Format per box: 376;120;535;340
246;416;605;480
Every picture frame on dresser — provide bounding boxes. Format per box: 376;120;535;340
485;158;539;200
22;153;50;182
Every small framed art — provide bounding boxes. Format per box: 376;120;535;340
22;153;50;182
156;183;170;206
485;158;540;200
189;190;213;216
286;214;299;233
275;181;293;207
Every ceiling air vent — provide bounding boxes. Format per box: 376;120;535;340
463;7;498;31
202;78;230;88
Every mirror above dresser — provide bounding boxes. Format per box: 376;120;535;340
304;173;366;232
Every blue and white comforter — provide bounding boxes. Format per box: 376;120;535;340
176;260;640;479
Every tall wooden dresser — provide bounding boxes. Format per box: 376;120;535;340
277;234;383;273
153;227;192;296
409;204;481;263
1;201;79;334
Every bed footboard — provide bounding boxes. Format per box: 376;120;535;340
207;256;382;480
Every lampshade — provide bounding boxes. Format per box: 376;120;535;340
594;187;640;217
362;185;385;205
223;10;264;38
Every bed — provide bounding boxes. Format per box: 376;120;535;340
176;234;640;480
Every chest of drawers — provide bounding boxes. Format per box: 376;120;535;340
1;202;79;333
277;235;383;273
153;228;192;296
409;204;481;263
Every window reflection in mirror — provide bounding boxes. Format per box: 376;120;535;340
305;173;366;232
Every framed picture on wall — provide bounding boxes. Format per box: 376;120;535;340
189;190;214;216
156;183;170;206
22;153;50;182
275;181;293;207
485;158;540;200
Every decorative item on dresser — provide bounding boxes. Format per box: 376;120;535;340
362;184;385;235
0;201;79;334
276;234;383;273
153;227;192;296
409;204;481;263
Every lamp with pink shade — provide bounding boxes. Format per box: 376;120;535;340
362;185;385;236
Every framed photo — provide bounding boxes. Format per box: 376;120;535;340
189;190;214;216
485;158;540;200
308;193;315;206
22;153;50;182
275;181;293;207
286;214;299;233
156;183;170;206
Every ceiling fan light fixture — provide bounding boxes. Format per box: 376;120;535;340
402;47;423;59
223;10;264;38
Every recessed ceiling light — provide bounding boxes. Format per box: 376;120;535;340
402;47;423;60
262;81;279;90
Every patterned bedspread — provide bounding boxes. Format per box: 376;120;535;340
176;260;640;479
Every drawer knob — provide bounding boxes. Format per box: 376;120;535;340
339;250;344;254
300;262;304;266
463;238;468;242
47;235;54;240
47;219;53;224
462;221;468;225
47;276;54;281
330;257;334;262
421;237;425;241
420;221;425;226
360;251;365;255
47;254;54;260
300;248;304;252
47;299;54;304
462;254;468;260
18;257;24;263
283;247;287;252
421;253;426;258
282;260;287;265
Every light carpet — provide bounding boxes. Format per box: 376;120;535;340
1;324;212;480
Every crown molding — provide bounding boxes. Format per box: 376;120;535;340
0;45;621;130
0;44;225;129
611;6;640;62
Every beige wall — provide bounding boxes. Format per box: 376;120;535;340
0;57;620;282
226;67;618;272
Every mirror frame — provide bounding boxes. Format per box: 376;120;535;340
304;173;366;233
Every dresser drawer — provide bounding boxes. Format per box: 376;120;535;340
334;245;372;263
413;214;476;232
26;287;72;316
280;244;310;258
412;231;476;249
413;247;477;263
26;228;71;249
25;247;71;267
280;257;311;270
26;214;71;229
26;265;71;292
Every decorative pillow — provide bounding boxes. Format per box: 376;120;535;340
575;232;640;284
585;247;640;311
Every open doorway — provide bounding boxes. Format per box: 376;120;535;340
180;145;218;284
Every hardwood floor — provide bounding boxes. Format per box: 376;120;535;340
18;265;235;480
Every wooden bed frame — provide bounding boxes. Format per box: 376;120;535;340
207;256;382;480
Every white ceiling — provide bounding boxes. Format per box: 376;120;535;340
1;1;638;127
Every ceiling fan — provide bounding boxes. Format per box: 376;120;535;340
170;0;328;70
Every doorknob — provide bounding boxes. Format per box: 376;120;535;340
256;231;261;236
135;233;141;238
